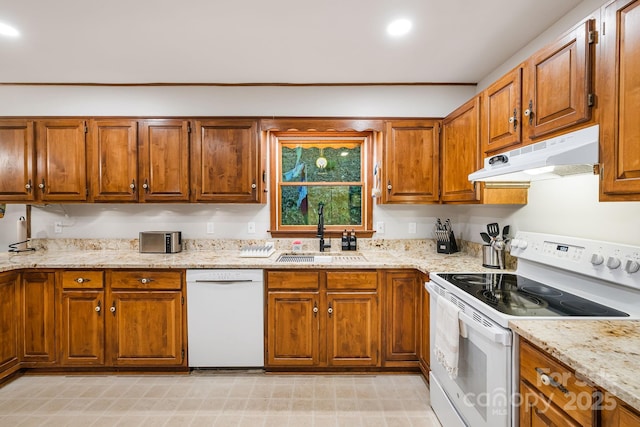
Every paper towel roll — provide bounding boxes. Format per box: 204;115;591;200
17;216;27;251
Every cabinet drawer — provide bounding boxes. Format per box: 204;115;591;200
326;271;377;290
110;270;183;290
520;340;594;426
61;271;104;289
266;271;319;290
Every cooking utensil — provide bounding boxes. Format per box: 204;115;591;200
487;223;500;240
502;225;510;240
480;232;492;244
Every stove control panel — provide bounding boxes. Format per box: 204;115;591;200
511;231;640;290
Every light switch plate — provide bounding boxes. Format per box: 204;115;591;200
408;222;417;234
247;222;256;234
376;221;385;234
206;222;215;234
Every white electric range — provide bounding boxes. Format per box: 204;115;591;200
427;231;640;427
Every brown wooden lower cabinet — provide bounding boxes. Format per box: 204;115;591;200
382;270;420;368
519;339;594;427
266;270;380;369
601;394;640;427
21;271;56;365
0;272;20;377
108;290;184;366
57;269;186;369
418;273;430;375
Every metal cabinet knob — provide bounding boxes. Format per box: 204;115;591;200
251;183;257;189
313;306;319;313
25;182;32;190
140;278;153;284
75;277;90;284
39;180;45;189
129;179;136;190
110;305;116;313
95;301;101;312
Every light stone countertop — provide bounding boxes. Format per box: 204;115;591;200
0;238;491;274
510;319;640;411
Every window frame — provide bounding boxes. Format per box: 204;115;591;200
267;127;377;238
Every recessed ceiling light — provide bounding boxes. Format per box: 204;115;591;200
387;19;412;37
0;22;20;38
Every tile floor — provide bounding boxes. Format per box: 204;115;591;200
0;372;442;427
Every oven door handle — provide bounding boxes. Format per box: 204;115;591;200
458;311;512;347
427;282;511;347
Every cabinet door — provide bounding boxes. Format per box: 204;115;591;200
36;120;88;201
520;381;581;427
441;96;481;202
383;120;439;203
0;120;35;202
600;0;640;199
524;19;594;139
0;273;19;374
484;67;523;154
383;271;419;366
192;119;260;202
108;291;184;366
139;120;190;202
60;291;105;365
419;278;430;374
266;291;320;367
326;292;379;367
20;272;56;363
89;120;138;202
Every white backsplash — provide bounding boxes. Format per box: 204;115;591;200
2;174;639;251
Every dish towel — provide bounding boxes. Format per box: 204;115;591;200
434;296;462;379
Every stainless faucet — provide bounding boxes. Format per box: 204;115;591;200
317;202;331;252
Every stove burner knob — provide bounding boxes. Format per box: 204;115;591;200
606;256;621;270
517;240;528;249
625;260;640;274
590;253;604;266
510;239;520;248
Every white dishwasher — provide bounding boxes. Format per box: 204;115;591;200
186;269;264;368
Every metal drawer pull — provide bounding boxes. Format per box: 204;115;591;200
139;278;154;284
535;368;570;396
75;277;90;284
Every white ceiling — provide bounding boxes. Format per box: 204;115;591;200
0;0;583;84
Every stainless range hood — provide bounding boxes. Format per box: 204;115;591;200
468;124;599;182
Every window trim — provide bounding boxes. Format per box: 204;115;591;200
267;128;376;237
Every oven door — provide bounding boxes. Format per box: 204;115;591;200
427;281;513;427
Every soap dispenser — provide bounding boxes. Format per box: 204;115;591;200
341;229;349;251
349;229;357;251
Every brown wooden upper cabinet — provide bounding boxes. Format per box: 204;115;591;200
192;119;262;203
382;120;440;203
484;67;523;154
139;119;191;202
0;120;35;202
483;18;595;155
441;96;482;203
599;0;640;201
89;119;138;202
36;120;88;202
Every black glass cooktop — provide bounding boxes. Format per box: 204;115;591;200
437;273;629;317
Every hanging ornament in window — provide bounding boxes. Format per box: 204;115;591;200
315;147;328;169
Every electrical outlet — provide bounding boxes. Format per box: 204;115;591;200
54;221;63;234
206;222;215;234
247;222;256;234
408;222;417;234
376;221;385;234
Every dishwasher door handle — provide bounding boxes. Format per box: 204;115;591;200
193;279;255;284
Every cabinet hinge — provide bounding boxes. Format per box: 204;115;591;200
588;93;595;107
181;296;184;305
588;30;596;44
187;124;191;133
181;349;185;361
84;123;88;133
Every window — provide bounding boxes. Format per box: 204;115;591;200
269;130;375;237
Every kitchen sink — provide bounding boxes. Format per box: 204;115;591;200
275;253;367;263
